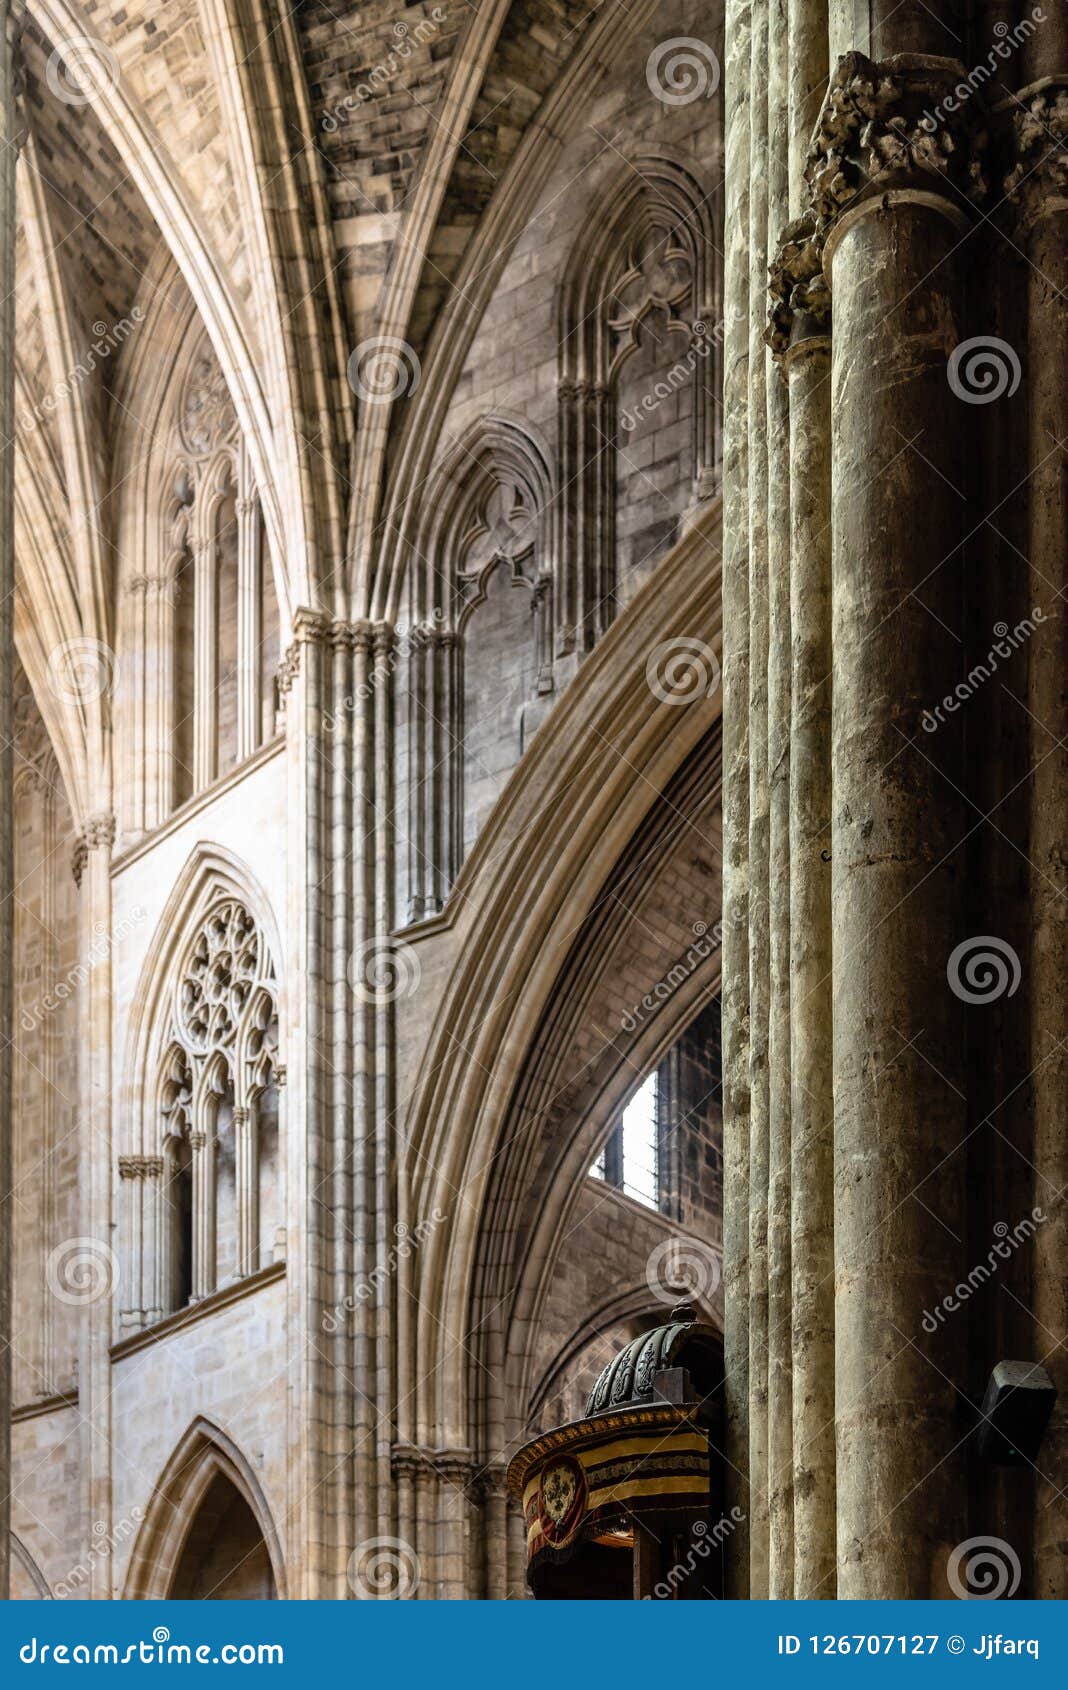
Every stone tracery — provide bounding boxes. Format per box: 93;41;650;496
118;892;280;1332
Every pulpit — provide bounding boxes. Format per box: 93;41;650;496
507;1306;725;1598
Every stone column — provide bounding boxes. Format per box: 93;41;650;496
1009;69;1068;1601
764;0;794;1599
280;610;397;1596
721;0;753;1596
75;811;117;1596
0;0;20;1602
768;216;836;1598
146;576;178;827
235;493;262;763
193;535;216;789
123;577;148;835
189;1128;217;1302
811;43;975;1596
746;0;772;1598
233;1105;258;1278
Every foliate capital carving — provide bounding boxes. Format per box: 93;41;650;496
765;214;831;360
126;574;179;604
72;812;116;885
1005;81;1068;219
119;1155;163;1180
806;52;988;237
279;611;391;691
390;1443;477;1488
276;644;301;700
330;619;372;654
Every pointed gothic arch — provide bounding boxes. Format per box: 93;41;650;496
402;413;556;919
10;1532;51;1599
112;276;281;834
123;1418;286;1599
388;500;722;1592
117;847;284;1330
557;149;719;639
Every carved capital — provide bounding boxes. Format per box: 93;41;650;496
372;623;396;662
1004;80;1068;224
72;812;116;885
765;214;831;360
328;618;373;653
390;1443;477;1489
806;53;988;239
280;612;390;690
118;1155;163;1180
276;644;301;699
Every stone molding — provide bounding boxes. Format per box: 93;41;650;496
110;1261;286;1363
